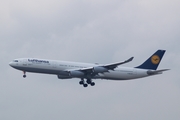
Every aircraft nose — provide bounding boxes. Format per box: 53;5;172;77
9;62;14;67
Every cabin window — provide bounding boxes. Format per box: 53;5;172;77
13;60;18;62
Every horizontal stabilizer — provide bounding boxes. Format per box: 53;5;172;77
147;69;170;75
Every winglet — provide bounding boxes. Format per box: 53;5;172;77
126;57;134;63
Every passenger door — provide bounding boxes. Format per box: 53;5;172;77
22;59;28;66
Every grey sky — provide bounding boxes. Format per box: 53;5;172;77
0;0;180;120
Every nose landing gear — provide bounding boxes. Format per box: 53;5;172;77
23;71;26;78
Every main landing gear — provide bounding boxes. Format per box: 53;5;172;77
79;78;95;87
23;71;26;78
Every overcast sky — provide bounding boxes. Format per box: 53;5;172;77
0;0;180;120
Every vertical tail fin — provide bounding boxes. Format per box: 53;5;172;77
135;50;166;70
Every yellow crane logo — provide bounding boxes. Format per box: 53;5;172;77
151;55;160;64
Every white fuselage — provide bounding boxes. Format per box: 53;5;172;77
9;58;150;80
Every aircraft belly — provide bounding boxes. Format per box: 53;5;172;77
99;70;132;80
13;65;61;75
99;69;148;80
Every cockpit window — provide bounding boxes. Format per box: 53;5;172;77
13;60;18;62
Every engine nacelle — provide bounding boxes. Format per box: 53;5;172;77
57;75;72;79
93;66;108;73
69;71;84;77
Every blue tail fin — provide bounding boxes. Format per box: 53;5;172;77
135;50;166;70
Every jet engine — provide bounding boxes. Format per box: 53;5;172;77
57;75;72;79
69;71;84;77
93;66;108;73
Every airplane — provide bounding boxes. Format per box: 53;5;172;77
9;50;169;87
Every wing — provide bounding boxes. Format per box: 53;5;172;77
66;57;134;78
103;57;134;69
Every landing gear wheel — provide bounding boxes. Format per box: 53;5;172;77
87;79;92;84
83;84;88;87
23;71;26;78
90;82;95;86
79;81;84;85
23;75;26;78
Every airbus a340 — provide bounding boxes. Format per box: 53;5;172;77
9;50;169;87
